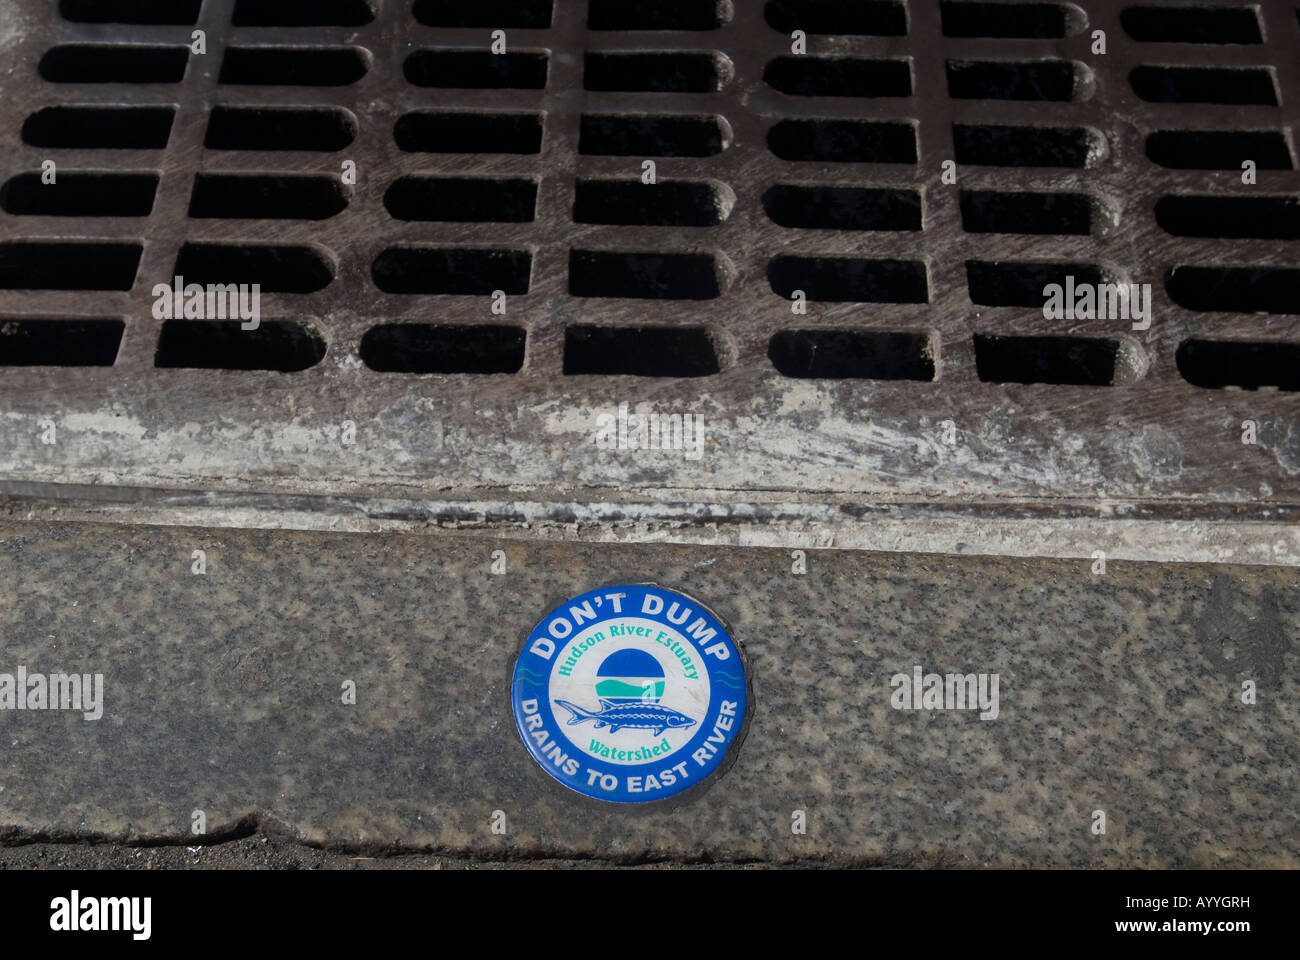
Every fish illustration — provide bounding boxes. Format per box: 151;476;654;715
554;698;697;736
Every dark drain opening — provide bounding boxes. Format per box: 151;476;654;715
769;330;933;380
563;325;721;376
0;318;124;366
1146;130;1293;170
1176;339;1300;390
415;0;552;28
0;242;142;291
155;320;326;372
1;172;158;217
763;57;911;97
768;256;928;303
1166;266;1300;315
23;106;175;149
61;0;201;24
580;115;726;157
404;51;548;89
763;185;921;230
574;180;730;227
205;107;356;151
570;251;726;300
585;52;730;93
1121;5;1261;44
394;112;543;154
764;1;906;35
175;244;335;294
1155;196;1300;240
360;324;525;374
219;47;368;86
40;45;189;83
384;177;537;223
974;335;1128;386
946;59;1082;101
767;119;916;163
966;261;1109;307
587;0;730;31
232;0;376;26
1130;66;1277;105
372;248;532;295
189;174;348;220
940;2;1082;38
960;191;1095;235
953;124;1098;168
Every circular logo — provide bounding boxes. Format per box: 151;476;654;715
511;584;747;803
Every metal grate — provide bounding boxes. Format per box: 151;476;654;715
3;0;1300;508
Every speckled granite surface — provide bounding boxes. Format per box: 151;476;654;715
0;520;1295;866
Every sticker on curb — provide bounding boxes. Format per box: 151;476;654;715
512;584;747;803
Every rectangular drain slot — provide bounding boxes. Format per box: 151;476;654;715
940;2;1081;38
404;50;548;89
384;177;537;223
974;335;1129;386
1130;66;1277;105
946;59;1082;101
1121;5;1262;44
175;244;335;294
966;261;1110;307
585;52;730;93
1166;266;1300;315
767;119;916;163
763;57;912;97
40;45;189;83
219;47;368;86
1155;196;1300;240
394;112;543;154
2;172;158;217
769;330;934;380
587;0;729;31
205;107;356;152
0;317;124;366
0;242;141;291
61;0;201;24
953;124;1098;168
232;0;376;26
764;1;907;36
569;251;726;300
1176;339;1300;390
563;325;720;376
580;115;726;157
414;0;551;28
371;248;532;295
360;323;526;373
768;256;928;303
960;191;1095;235
763;185;921;231
23;105;175;149
574;180;729;227
188;174;348;220
1146;130;1293;170
155;320;325;372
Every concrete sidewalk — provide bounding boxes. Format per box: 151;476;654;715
1;519;1295;867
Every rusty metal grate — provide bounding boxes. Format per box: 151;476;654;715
2;0;1300;508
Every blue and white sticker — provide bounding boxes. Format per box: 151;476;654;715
512;584;747;803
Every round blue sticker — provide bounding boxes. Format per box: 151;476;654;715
512;584;747;803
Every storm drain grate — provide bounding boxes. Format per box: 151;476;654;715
2;0;1300;504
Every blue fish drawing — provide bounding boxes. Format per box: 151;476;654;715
554;698;697;736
